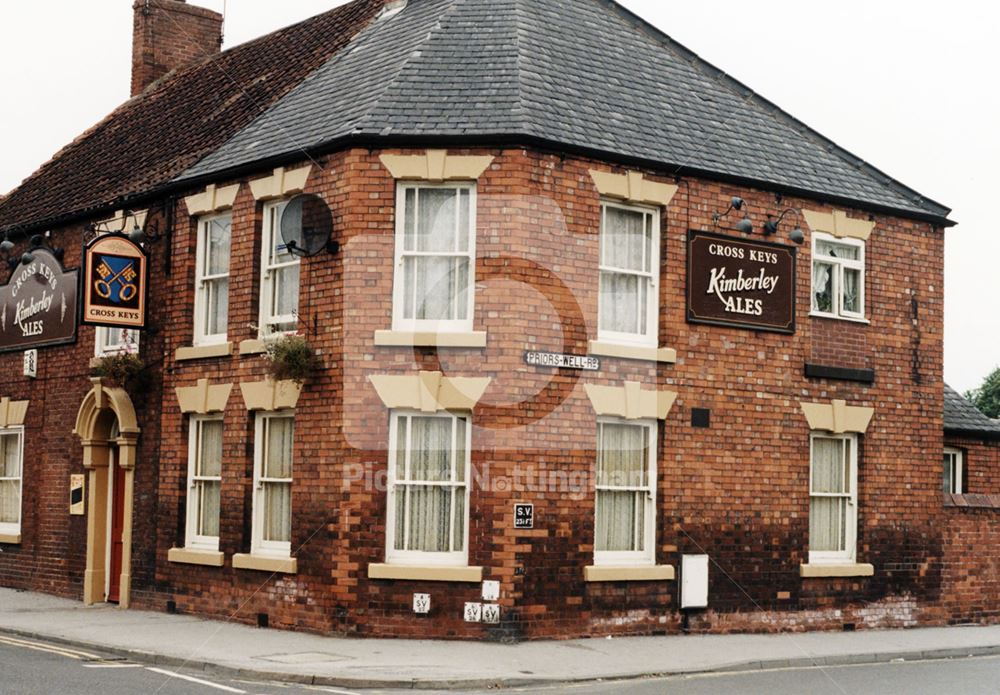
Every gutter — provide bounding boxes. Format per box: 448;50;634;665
0;132;956;238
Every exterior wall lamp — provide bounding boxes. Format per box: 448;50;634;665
0;233;64;271
763;208;806;245
713;196;754;234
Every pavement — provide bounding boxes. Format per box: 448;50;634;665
3;587;1000;690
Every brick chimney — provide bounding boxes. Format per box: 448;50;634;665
131;0;223;96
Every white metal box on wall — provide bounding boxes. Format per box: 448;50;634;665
681;554;709;609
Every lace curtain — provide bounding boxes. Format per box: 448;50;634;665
203;216;231;336
262;417;294;543
600;206;651;336
394;415;466;554
0;434;20;524
595;423;649;553
810;437;848;553
401;188;471;322
196;420;223;538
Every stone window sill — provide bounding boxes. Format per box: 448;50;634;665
167;547;224;567
374;331;487;348
800;563;874;578
368;563;484;582
239;339;268;356
808;312;871;326
175;342;234;362
232;553;297;574
588;341;677;364
584;565;675;582
944;493;1000;509
0;533;21;544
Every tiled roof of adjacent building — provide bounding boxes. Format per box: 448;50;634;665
0;0;385;234
1;0;952;235
182;0;951;224
944;385;1000;438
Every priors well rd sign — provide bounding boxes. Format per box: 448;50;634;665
686;230;796;334
0;249;79;352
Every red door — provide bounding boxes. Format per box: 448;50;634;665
107;445;125;604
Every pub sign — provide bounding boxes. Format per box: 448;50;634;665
686;230;796;334
82;234;149;329
0;249;79;352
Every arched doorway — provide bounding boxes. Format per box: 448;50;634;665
73;378;140;608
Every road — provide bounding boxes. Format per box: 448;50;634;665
4;633;1000;694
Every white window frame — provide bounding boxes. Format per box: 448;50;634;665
808;432;859;565
391;182;477;334
251;411;295;558
810;232;866;321
184;415;223;552
0;427;24;538
95;327;140;357
258;200;300;338
386;410;471;567
944;446;964;495
593;418;657;567
194;213;232;346
597;201;660;348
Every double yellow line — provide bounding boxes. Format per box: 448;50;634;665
0;634;100;660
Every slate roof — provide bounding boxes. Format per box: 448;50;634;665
945;385;1000;438
181;0;951;224
0;0;385;235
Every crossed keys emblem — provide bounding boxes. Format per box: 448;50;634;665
95;258;138;302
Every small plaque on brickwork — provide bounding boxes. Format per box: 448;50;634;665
514;503;534;529
524;351;600;371
463;602;483;622
69;474;85;515
413;593;430;614
482;604;501;624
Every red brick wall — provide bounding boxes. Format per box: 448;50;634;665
939;505;1000;624
0;220;166;603
945;435;1000;493
0;144;964;640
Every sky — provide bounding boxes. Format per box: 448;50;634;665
0;1;996;393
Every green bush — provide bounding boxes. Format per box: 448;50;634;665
91;352;149;392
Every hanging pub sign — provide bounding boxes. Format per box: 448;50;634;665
82;234;149;329
0;248;79;353
686;230;796;334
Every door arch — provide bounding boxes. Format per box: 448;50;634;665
73;378;140;608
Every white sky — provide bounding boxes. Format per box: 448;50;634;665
0;1;996;392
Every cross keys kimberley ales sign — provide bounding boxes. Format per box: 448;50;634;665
0;249;78;352
687;230;797;334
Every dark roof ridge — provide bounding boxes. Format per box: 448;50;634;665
598;0;952;223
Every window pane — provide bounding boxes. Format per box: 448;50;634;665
457;190;470;253
595;490;638;552
416;189;458;252
597;423;647;487
394;489;407;550
453;489;465;551
816;239;858;261
811;438;847;494
206;218;231;276
263;481;291;542
600;271;640;335
413;256;463;321
265;418;294;479
198;420;223;477
0;480;18;523
272;264;300;319
812;261;834;313
197;480;220;537
409;417;453;482
602;207;646;272
943;454;954;494
454;417;467;483
395;417;408;480
810;497;846;552
205;278;229;336
842;268;861;313
406;485;451;552
0;435;20;477
403;188;417;251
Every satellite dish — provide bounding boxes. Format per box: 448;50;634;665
280;193;337;258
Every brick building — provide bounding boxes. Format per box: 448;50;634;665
0;0;996;640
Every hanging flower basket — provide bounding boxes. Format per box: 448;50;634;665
264;334;323;385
